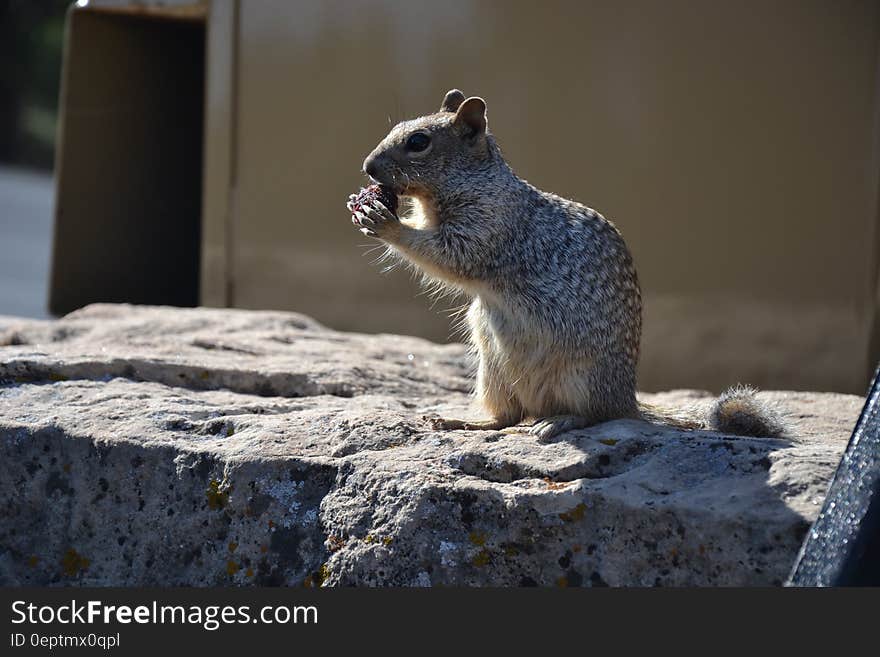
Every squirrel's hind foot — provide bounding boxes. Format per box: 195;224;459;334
525;415;591;442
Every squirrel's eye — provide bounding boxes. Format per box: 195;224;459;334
405;132;431;153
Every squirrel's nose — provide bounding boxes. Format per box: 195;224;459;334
363;156;379;180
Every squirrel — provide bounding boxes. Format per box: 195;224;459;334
347;89;786;441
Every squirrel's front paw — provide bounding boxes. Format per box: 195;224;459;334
347;190;400;240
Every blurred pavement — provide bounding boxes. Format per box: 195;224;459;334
0;166;53;319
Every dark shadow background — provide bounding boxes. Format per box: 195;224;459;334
0;0;67;170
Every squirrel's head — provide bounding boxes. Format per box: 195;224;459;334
362;89;494;199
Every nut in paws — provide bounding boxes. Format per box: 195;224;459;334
347;184;400;238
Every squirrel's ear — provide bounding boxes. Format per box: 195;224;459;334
453;96;487;138
440;89;466;112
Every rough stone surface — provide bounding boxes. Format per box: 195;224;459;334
0;304;862;586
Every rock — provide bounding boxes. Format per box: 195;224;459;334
0;304;862;586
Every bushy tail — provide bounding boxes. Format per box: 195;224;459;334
708;384;786;438
639;384;787;438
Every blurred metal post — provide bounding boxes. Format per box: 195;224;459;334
788;364;880;586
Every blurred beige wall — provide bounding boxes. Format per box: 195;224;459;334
78;0;875;395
